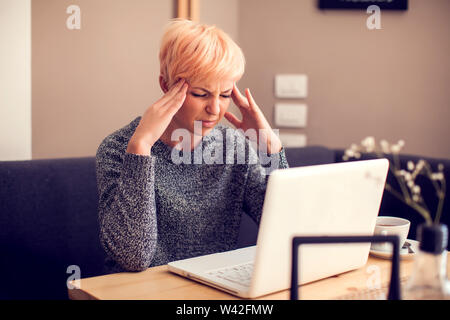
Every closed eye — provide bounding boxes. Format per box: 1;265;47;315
191;93;207;98
191;93;231;98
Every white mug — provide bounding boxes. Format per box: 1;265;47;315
371;216;410;252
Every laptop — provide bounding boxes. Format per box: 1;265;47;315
168;158;389;298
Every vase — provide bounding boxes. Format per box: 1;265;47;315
403;223;449;300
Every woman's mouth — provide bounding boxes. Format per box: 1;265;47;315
201;120;217;128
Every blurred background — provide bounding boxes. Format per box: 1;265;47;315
1;0;449;161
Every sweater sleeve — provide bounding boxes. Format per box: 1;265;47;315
96;135;158;272
243;146;289;225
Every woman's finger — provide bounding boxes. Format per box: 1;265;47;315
167;83;188;113
231;83;249;109
224;112;242;128
157;79;186;107
245;88;258;110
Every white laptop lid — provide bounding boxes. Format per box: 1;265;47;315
248;158;389;297
168;158;389;298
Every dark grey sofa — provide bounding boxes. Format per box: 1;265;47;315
0;157;104;299
1;146;448;299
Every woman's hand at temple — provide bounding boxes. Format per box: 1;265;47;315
126;79;188;155
224;84;282;154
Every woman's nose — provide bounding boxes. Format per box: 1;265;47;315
206;97;221;115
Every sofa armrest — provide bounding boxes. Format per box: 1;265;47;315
0;157;105;299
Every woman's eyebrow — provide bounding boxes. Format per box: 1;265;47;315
192;87;233;93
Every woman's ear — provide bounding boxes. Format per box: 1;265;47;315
159;75;169;93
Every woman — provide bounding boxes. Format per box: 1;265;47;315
96;19;289;273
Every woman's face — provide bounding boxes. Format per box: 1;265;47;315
169;78;235;136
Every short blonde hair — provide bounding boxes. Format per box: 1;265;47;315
159;19;245;88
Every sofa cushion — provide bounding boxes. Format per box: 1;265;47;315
0;157;105;299
285;146;336;167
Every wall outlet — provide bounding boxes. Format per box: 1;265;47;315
275;74;308;98
274;103;307;128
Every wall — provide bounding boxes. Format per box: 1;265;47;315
31;0;172;159
199;0;238;41
31;0;240;159
0;0;31;161
29;0;450;159
237;0;450;159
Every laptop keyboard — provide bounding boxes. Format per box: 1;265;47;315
206;262;254;287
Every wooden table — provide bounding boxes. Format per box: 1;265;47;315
68;255;449;300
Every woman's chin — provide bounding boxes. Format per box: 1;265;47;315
197;127;214;136
190;124;215;136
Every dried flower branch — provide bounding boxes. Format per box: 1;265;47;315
343;137;446;225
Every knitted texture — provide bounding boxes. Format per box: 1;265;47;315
96;117;289;272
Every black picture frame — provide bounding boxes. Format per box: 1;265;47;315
319;0;408;10
290;235;402;300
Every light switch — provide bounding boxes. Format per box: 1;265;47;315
274;103;307;128
275;74;308;98
279;133;307;148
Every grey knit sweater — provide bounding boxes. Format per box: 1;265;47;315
96;117;289;273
